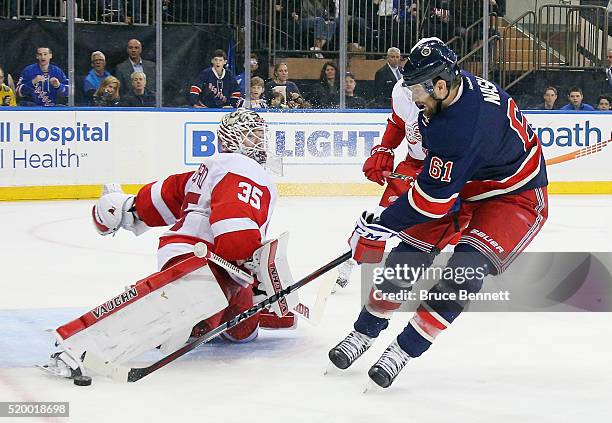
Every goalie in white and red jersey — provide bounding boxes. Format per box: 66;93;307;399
42;109;296;379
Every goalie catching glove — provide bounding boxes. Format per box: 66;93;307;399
348;211;396;263
92;184;149;236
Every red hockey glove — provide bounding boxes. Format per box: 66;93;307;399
348;211;395;263
363;145;394;186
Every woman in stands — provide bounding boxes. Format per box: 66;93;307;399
92;76;121;107
310;61;339;109
264;62;302;108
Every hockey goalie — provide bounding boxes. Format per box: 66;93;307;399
41;109;298;380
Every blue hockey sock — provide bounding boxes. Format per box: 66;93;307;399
354;307;389;338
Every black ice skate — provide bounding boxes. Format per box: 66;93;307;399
328;330;374;369
367;340;412;388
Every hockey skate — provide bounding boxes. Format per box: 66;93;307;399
37;352;82;379
328;330;374;370
367;340;411;388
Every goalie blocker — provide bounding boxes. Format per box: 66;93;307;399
45;235;299;378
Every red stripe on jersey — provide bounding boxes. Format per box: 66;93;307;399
158;234;209;249
461;142;542;201
409;182;457;218
190;85;202;95
56;255;207;340
230;91;241;99
381;107;406;149
135;172;193;227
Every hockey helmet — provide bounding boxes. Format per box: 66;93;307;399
402;37;460;95
217;108;269;164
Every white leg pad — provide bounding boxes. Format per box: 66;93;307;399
55;259;228;369
254;232;299;317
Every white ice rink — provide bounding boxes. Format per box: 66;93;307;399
1;195;611;423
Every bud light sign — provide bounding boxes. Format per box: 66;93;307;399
184;119;385;166
184;122;222;165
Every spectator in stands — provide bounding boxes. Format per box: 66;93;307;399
247;76;268;108
300;0;337;58
0;67;17;107
310;61;340;108
538;86;558;110
16;46;69;106
419;1;453;40
269;91;288;109
345;71;367;109
0;67;16;94
452;0;504;52
605;48;612;89
115;39;156;96
287;93;311;109
121;71;155;107
265;1;301;51
83;51;111;103
236;53;261;96
596;94;611;111
560;87;595;111
189;49;240;108
92;76;121;107
346;0;373;50
374;47;403;108
265;62;302;107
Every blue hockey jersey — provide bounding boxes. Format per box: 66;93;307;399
380;70;548;232
16;63;69;106
189;67;240;108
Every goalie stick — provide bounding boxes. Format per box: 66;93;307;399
83;251;352;382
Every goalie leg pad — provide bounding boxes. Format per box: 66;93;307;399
54;256;228;368
252;232;299;317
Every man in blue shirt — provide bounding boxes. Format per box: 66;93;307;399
16;47;69;106
83;51;111;104
560;87;595;111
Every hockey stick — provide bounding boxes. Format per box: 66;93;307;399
544;138;611;166
198;239;329;325
83;251;352;382
381;140;611;181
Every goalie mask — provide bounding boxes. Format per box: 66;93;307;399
218;109;271;165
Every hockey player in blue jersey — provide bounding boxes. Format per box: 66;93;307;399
16;47;69;106
328;38;549;389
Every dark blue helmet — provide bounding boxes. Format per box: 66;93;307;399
402;37;460;94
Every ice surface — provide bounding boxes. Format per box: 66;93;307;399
0;195;611;422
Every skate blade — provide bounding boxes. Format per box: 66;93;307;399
323;362;343;376
35;364;69;378
362;379;384;394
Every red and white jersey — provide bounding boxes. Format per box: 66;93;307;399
134;153;277;270
381;79;426;160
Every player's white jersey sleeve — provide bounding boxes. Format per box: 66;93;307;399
390;80;426;160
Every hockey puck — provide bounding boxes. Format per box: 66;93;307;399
73;375;92;386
